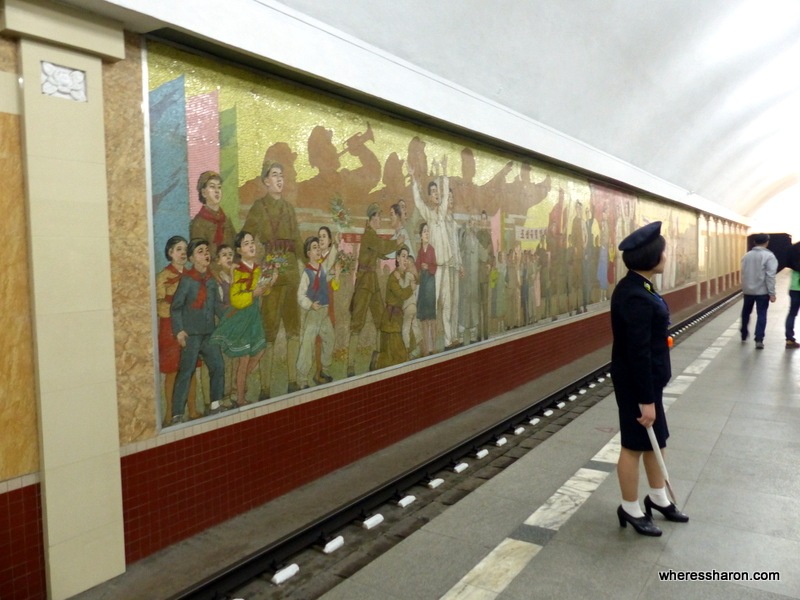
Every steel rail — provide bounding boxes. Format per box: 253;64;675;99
169;290;741;600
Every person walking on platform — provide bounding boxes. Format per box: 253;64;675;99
611;221;689;537
784;264;800;349
740;233;777;349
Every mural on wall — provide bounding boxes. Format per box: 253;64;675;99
146;41;701;428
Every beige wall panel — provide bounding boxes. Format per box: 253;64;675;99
104;33;156;443
40;450;123;546
3;0;124;61
33;310;117;395
0;111;38;480
29;232;113;315
38;380;120;471
44;454;124;598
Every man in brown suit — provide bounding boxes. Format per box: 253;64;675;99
243;161;305;397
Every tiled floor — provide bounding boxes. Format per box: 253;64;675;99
321;280;800;600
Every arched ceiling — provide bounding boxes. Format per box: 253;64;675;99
57;0;800;232
272;0;800;229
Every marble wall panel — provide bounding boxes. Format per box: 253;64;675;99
0;112;38;480
0;25;19;74
103;33;156;444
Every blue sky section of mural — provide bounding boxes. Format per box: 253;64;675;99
151;75;190;272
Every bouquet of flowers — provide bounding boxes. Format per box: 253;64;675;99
336;250;357;275
330;195;351;229
261;253;289;281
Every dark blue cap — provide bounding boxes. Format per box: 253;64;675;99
618;221;662;251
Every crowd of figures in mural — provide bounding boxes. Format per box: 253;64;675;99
149;42;698;428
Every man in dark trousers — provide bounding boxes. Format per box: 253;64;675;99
740;233;777;349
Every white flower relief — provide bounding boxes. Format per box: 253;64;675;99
41;61;87;102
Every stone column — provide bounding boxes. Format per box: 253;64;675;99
2;1;126;597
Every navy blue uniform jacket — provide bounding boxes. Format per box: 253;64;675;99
610;270;672;448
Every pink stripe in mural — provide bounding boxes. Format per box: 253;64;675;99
186;91;220;218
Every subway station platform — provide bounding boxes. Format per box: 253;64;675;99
320;278;800;600
74;272;800;600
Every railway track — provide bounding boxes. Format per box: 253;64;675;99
169;292;740;600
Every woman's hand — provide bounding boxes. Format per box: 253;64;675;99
637;403;656;428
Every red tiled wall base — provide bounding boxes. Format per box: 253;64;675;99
700;281;709;301
122;312;614;563
663;285;698;315
0;485;46;600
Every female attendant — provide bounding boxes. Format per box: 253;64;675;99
212;231;277;405
611;221;688;536
416;223;437;356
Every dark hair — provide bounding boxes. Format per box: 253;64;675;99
303;236;319;259
318;225;332;242
234;230;253;251
164;235;188;261
187;238;209;259
197;172;221;204
215;244;232;259
395;245;409;268
753;233;770;245
622;235;666;271
418;221;428;236
427;180;438;195
390;203;402;218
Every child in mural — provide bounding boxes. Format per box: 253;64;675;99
399;248;421;359
211;231;276;406
347;202;406;376
313;226;340;384
156;235;197;427
376;245;416;369
416;222;437;356
190;171;237;265
243;161;305;399
170;239;225;424
297;236;335;389
214;244;235;406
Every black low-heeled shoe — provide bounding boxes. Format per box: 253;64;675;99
617;505;662;536
644;495;689;522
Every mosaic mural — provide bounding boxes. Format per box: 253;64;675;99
147;41;700;428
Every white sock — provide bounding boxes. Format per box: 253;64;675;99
621;499;644;518
648;487;670;507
